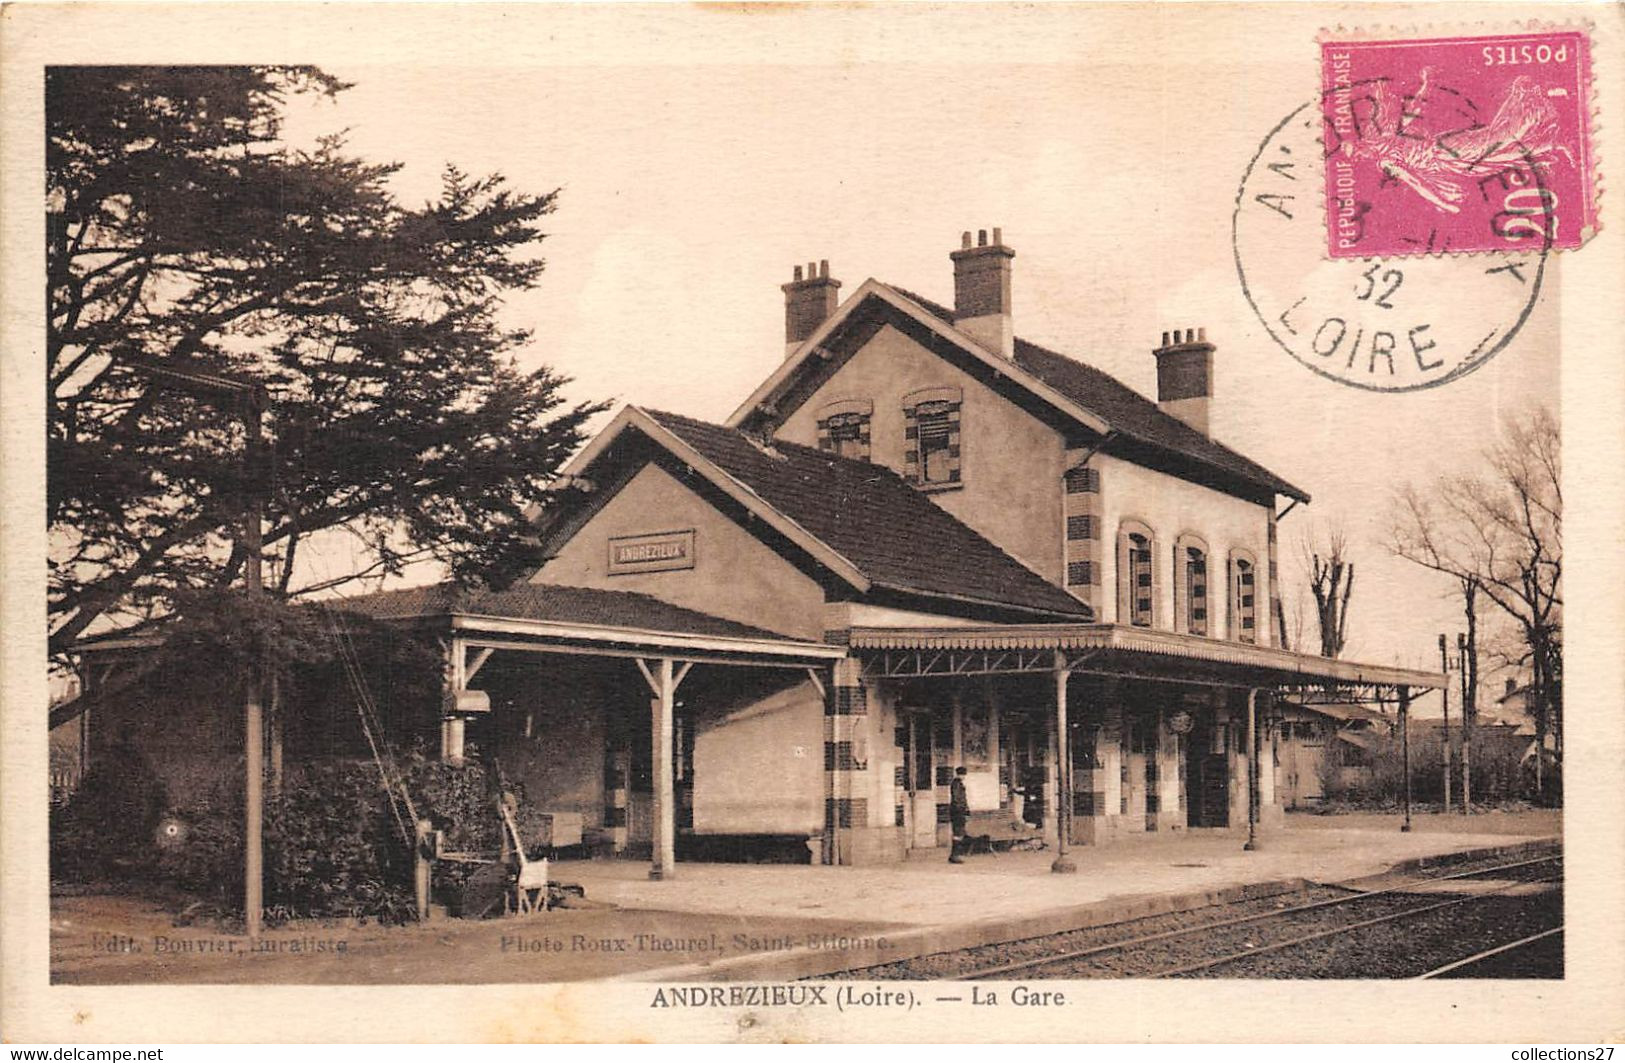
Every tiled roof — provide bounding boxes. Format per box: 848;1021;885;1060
644;409;1092;620
1286;701;1391;725
332;581;792;641
889;287;1310;502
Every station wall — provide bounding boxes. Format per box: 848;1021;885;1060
773;323;1068;586
692;678;824;836
535;462;828;641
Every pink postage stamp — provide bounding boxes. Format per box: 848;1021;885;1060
1321;30;1596;258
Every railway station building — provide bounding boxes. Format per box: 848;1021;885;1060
71;230;1442;875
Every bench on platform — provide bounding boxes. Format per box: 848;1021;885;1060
959;811;1043;854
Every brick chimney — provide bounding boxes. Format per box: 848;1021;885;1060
781;260;841;359
1152;327;1215;435
950;228;1015;358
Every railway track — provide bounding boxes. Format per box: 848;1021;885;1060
835;851;1563;981
1419;926;1565;979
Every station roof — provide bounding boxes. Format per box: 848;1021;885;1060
330;580;845;666
847;622;1446;691
727;279;1309;504
890;287;1311;502
644;409;1093;622
333;581;787;642
555;404;1093;623
1282;701;1393;725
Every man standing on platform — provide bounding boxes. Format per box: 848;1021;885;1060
948;766;970;864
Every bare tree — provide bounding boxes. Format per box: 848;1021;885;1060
1299;523;1356;658
1390;403;1561;801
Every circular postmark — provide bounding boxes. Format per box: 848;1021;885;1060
1234;88;1551;393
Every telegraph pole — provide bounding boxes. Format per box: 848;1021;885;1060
1459;632;1473;814
242;395;266;943
126;359;268;942
1439;634;1451;813
1399;686;1412;832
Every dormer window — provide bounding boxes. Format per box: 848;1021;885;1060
815;399;872;462
902;386;962;489
1230;549;1258;644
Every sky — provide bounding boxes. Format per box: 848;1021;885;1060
260;5;1561;691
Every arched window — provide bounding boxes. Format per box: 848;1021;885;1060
1173;534;1210;636
1117;520;1159;628
1229;549;1259;644
815;399;873;462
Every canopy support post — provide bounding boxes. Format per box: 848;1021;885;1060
637;657;693;881
1051;653;1077;873
1244;688;1261;851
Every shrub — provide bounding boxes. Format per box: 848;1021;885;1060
156;778;244;902
1313;741;1349;802
50;739;169;883
262;759;416;923
56;734;535;923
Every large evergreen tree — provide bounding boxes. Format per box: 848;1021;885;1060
48;66;603;655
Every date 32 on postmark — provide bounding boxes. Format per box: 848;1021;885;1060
1321;30;1597;258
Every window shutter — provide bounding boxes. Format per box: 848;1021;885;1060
1225;557;1233;639
902;391;962;487
1116;533;1130;624
1150;536;1163;628
1190;553;1208;636
1173;544;1185;634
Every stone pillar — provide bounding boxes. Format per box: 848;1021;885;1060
1155;708;1184;832
441;717;466;765
1121;714;1147;833
1266;510;1282;648
1072;724;1108;844
603;740;630;853
1062;452;1103;612
825;657;873;865
1260;701;1284;829
1070;680;1113;845
1099;695;1124;840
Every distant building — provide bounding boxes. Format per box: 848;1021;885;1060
48;672;84;801
1495;677;1556;766
1274;702;1391;806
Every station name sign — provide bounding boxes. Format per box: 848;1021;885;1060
608;529;696;575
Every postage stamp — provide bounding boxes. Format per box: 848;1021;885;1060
1320;30;1597;258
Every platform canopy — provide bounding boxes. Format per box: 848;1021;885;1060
334;581;846;670
847;622;1444;695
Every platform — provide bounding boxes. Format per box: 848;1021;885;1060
563;814;1558;929
49;811;1560;985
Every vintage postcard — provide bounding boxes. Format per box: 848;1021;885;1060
2;1;1622;1046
